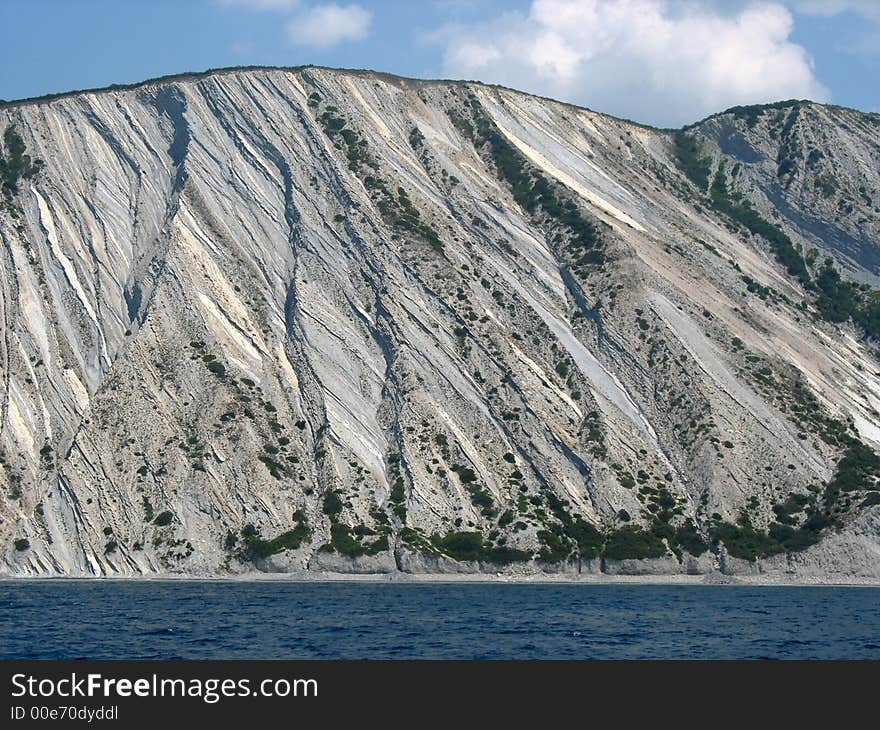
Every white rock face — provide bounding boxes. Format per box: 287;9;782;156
0;67;877;578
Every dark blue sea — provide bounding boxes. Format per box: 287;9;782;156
1;581;878;659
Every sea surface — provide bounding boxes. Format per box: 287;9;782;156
1;580;878;659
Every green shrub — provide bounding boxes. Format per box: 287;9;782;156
0;125;43;197
241;519;311;560
673;131;712;190
710;163;810;285
482;545;531;564
389;478;405;504
674;519;708;556
452;98;604;269
537;529;573;562
432;531;483;561
206;360;226;376
142;496;154;521
742;275;772;299
603;526;666;560
257;454;286;479
408;127;425;150
430;531;531;565
619;473;635;489
322;491;343;517
544;491;603;558
329;523;365;557
325;523;388;557
463;482;495;516
13;538;29;552
712;518;782;561
814;174;836;198
812;262;880;340
824;441;880;502
153;511;174;527
452;464;478;484
388;472;407;521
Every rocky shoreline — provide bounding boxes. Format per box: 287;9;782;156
3;570;879;586
5;548;880;585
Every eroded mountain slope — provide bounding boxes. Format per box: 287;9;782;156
0;67;878;577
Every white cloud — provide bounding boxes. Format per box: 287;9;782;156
288;3;372;48
438;0;830;127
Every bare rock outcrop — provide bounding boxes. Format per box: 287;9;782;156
0;67;877;579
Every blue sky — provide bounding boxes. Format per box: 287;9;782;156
0;1;877;127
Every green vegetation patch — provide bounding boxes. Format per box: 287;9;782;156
674;124;880;343
603;525;667;561
710;440;879;561
710;162;810;284
322;490;343;517
673;131;712;190
814;260;880;340
309;95;442;254
239;512;310;560
386;451;408;522
153;510;174;527
0;125;43;198
543;491;604;559
327;523;389;558
430;530;530;565
449;95;605;273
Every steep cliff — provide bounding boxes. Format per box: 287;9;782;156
0;67;878;578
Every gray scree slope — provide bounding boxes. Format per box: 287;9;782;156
1;67;879;578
